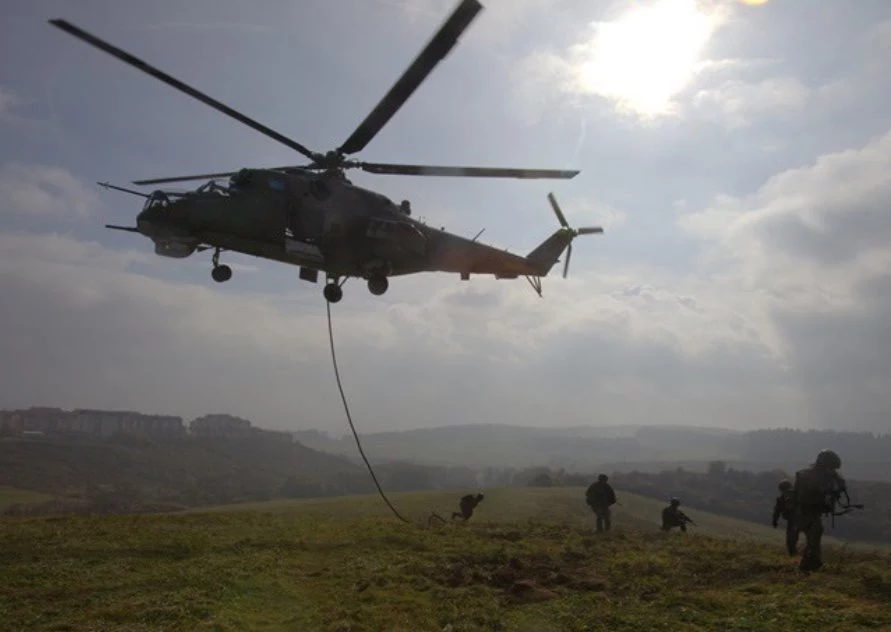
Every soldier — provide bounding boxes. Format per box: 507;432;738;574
792;449;846;572
451;492;484;521
661;497;695;532
585;474;618;532
772;479;799;556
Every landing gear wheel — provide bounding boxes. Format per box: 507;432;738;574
212;264;232;283
324;283;343;303
367;274;388;296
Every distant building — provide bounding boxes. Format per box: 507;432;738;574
0;407;185;438
0;407;74;434
190;414;253;439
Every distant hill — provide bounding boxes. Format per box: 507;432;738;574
0;434;486;515
293;424;891;481
292;423;742;470
0;434;373;513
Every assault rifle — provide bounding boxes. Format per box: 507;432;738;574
829;489;864;528
677;510;697;527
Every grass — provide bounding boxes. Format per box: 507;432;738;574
2;487;889;631
0;486;53;510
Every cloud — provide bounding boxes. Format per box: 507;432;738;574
0;223;797;432
0;86;24;119
562;195;627;231
0;162;100;219
691;76;812;128
678;125;891;432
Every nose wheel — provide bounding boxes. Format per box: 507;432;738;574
212;264;232;283
210;247;232;283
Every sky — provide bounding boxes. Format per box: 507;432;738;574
1;0;890;435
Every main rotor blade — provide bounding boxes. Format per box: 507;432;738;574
132;164;314;186
48;19;318;161
337;0;483;155
563;243;572;279
359;162;579;179
577;226;604;235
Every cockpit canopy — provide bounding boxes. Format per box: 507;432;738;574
142;190;171;214
229;168;287;193
230;168;252;190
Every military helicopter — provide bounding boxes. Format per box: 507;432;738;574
49;0;603;303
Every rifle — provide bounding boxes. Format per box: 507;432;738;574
678;510;697;527
829;489;864;528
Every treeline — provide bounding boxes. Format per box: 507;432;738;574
294;426;891;481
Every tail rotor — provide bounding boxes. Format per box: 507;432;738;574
546;192;603;278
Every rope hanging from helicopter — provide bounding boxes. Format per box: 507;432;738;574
325;300;411;524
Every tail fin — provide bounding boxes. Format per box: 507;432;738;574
525;229;574;276
524;193;603;278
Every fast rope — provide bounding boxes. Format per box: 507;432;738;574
325;300;410;524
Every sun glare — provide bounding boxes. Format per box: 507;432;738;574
577;0;720;118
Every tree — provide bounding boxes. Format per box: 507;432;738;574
707;460;727;478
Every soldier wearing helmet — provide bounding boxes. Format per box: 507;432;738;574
792;449;846;572
585;473;617;532
451;492;484;522
661;497;694;532
772;478;799;556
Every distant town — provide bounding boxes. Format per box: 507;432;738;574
0;406;293;442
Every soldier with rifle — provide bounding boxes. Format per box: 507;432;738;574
661;497;696;532
792;449;864;573
585;474;618;532
772;479;799;556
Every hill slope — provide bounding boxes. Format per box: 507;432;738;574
0;435;375;511
2;488;888;631
190;486;885;550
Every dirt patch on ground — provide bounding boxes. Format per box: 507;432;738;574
424;551;609;604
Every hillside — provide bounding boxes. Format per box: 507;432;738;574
2;488;888;631
0;434;374;511
189;487;887;551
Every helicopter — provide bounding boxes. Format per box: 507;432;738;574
49;0;603;303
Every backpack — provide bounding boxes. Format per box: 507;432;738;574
794;467;841;513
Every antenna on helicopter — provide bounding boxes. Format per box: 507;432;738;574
97;181;150;198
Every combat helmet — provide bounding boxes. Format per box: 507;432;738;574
778;479;792;492
669;497;680;506
815;449;841;470
598;474;608;482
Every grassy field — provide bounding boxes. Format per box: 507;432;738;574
0;486;53;510
2;487;889;631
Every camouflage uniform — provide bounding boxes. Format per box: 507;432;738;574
585;474;617;532
792;450;845;572
452;493;484;521
773;479;799;556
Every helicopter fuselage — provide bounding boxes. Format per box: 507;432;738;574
136;168;537;283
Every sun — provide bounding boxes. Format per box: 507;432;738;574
576;0;722;118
